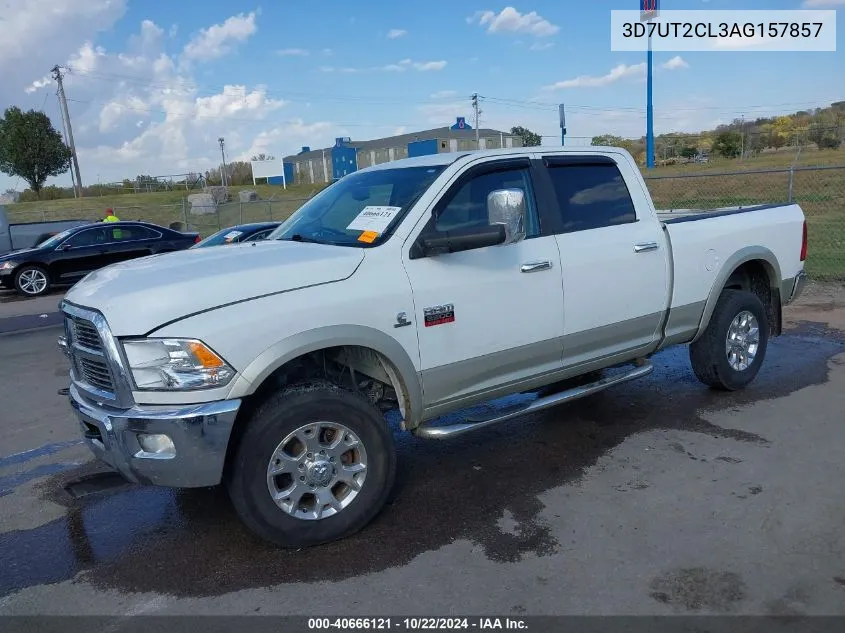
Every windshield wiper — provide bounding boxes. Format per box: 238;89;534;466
284;234;325;244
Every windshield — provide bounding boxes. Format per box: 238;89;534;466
269;165;446;247
37;228;75;248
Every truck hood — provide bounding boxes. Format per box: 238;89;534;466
63;240;365;335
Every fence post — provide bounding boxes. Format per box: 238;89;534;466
182;198;189;231
787;167;794;203
239;202;243;225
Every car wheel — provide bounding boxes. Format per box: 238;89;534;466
14;265;51;297
689;289;769;391
227;380;396;548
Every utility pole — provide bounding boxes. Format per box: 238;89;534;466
56;94;77;199
218;137;228;187
471;93;482;149
559;104;567;146
52;65;83;198
739;114;745;161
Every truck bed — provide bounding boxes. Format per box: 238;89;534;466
656;203;788;224
660;202;806;315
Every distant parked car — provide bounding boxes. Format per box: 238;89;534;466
191;222;281;249
0;221;200;297
0;206;91;257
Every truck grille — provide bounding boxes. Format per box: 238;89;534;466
64;311;117;400
78;357;115;392
72;318;102;351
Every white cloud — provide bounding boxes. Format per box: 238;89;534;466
0;0;127;99
181;11;257;62
8;15;340;188
469;7;559;38
322;59;447;73
278;48;309;56
530;41;554;51
430;90;458;99
801;0;845;6
543;63;646;90
417;102;468;124
412;60;447;71
322;48;333;56
387;29;407;39
240;119;334;161
662;55;689;70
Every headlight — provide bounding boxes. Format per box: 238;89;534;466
0;261;18;271
121;338;235;391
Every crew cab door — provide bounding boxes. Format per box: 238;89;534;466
401;156;565;413
52;227;114;281
102;224;160;263
536;153;670;367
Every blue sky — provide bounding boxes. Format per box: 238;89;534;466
0;0;842;191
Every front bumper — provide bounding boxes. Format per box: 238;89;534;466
0;268;15;288
68;383;241;488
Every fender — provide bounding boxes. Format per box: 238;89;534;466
225;324;424;427
691;245;782;344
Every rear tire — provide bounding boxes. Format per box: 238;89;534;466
227;381;396;548
14;265;51;297
689;289;769;391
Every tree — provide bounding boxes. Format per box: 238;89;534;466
251;153;276;161
712;131;742;158
510;126;541;147
0;107;71;196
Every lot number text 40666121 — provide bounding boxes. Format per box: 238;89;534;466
307;618;528;630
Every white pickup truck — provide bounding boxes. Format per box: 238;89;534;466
58;146;808;547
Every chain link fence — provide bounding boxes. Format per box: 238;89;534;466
643;165;845;280
6;166;843;280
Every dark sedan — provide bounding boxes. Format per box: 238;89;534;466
191;221;281;249
0;221;200;297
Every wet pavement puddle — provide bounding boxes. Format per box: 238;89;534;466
1;322;843;598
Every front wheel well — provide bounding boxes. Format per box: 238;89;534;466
721;259;782;337
224;345;410;478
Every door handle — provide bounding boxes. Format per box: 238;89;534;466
520;261;553;273
634;242;659;253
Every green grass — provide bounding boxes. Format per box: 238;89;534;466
6;146;845;279
5;183;326;230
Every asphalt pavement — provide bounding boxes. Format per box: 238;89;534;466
1;285;845;618
0;289;66;335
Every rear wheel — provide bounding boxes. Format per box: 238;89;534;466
227;381;396;548
689;289;769;391
14;265;50;297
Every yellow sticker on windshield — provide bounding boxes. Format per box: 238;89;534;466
358;231;379;243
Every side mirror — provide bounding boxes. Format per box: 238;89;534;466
487;189;526;245
411;224;506;259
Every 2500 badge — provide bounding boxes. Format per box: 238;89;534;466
423;304;455;327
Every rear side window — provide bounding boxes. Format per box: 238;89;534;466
545;163;637;233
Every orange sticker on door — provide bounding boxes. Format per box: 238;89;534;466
357;231;379;243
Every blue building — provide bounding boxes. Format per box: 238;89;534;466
282;118;522;185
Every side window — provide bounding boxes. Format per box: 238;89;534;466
433;166;539;236
545;163;637;233
245;229;273;242
109;226;158;241
66;228;107;248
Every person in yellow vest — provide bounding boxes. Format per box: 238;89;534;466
102;209;122;240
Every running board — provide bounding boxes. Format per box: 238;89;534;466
412;362;653;440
